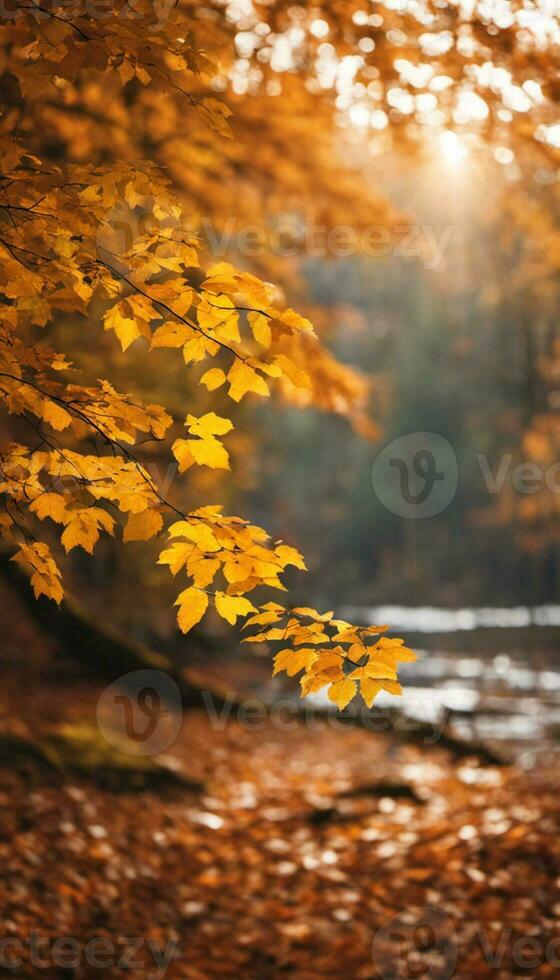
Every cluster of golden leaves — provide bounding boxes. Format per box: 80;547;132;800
0;4;412;708
3;0;558;708
3;0;559;708
243;606;416;709
5;0;558;440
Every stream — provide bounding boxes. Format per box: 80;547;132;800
340;604;560;765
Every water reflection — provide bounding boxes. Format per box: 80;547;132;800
343;603;560;631
340;605;560;761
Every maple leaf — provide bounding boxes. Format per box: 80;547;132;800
172;413;233;471
188;438;230;469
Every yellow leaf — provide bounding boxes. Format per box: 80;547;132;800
203;261;237;291
274;354;311;390
248;312;271;348
276;308;314;334
123;509;163;542
301;673;333;696
136;66;151;85
186;412;233;437
388;645;417;662
273;648;318;676
200;98;233;138
292;607;334;622
103;303;141;352
174;587;208;634
12;542;63;604
118;60;135;84
42;400;72;431
380;679;403;696
376;637;408;649
29;492;67;524
275;544;306;570
172;438;195;473
151;322;192;349
168;520;220;552
361;677;382;708
158;541;193;575
200;368;226;391
190;556;220;588
188;436;229;469
243;608;284;628
183;336;217;364
197;293;240;342
227;360;269;402
363;661;397;680
215;592;257;625
347;642;366;663
308;651;344;673
328;678;356;710
368;650;402;672
61;509;114;554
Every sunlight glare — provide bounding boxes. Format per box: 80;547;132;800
439;129;468;165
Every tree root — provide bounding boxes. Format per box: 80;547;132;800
0;726;203;791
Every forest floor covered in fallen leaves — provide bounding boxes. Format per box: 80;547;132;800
0;599;559;979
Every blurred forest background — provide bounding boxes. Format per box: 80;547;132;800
244;164;560;612
70;147;560;633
